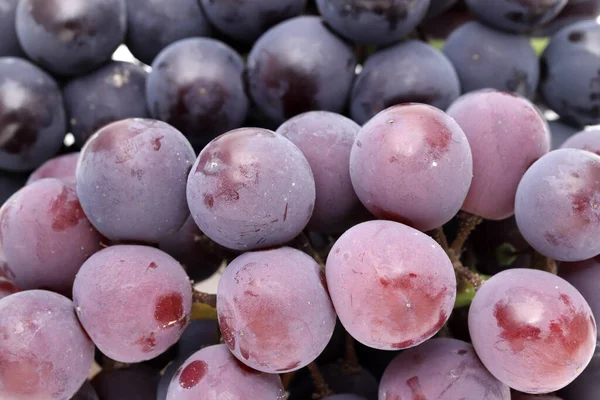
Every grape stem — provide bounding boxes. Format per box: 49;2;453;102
101;355;130;370
341;332;361;374
450;212;483;255
192;290;217;308
281;371;296;390
307;362;334;398
532;251;557;274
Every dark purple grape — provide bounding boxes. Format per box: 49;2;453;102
158;217;222;282
157;358;186;400
425;0;459;19
349;104;472;231
246;16;357;123
125;0;212;65
70;381;98;400
465;0;568;33
515;149;600;261
350;40;460;124
91;365;160;400
187;128;316;251
469;269;596;393
276;111;362;233
146;38;248;148
73;245;193;362
26;152;78;186
0;290;95;400
217;247;336;373
288;363;377;400
76;119;195;243
200;0;306;43
15;0;126;76
541;20;600;127
315;0;430;45
535;0;600;36
176;319;220;359
443;21;539;98
0;170;27;204
0;0;24;57
0;178;103;292
560;257;600;338
550;119;579;149
165;344;285;399
63;62;149;147
379;338;510;399
0;57;66;172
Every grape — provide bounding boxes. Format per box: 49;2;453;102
315;0;430;45
425;0;459;19
158;358;186;400
15;0;126;76
0;290;95;400
447;90;551;220
91;365;160;400
511;391;562;400
515;148;600;261
0;171;27;204
468;268;597;393
326;220;456;350
541;20;600;127
550;120;578;150
70;381;98;400
26;152;78;186
76;118;195;243
535;0;600;36
560;257;600;338
559;344;600;400
146;38;248;149
0;57;66;172
72;245;192;362
561;128;600;155
276;111;362;233
350;41;460;124
125;0;212;65
443;21;539;98
0;179;103;292
158;217;222;282
63;62;149;147
246;16;357;123
464;0;568;33
216;247;335;373
349;103;472;231
379;338;510;399
0;0;24;57
187;128;316;251
177;319;220;359
166;344;285;399
200;0;306;44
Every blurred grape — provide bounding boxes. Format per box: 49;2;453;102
26;152;78;186
91;365;160;400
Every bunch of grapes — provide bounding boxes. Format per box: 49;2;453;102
2;0;600;399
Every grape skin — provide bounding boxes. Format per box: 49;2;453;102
561;128;600;155
326;220;456;350
464;0;568;33
187;128;316;251
0;290;95;400
246;16;357;123
541;20;600;127
0;178;102;292
76;118;196;243
0;57;66;172
63;62;150;147
70;381;98;400
15;0;126;76
91;364;159;400
469;268;597;393
349;103;473;231
379;338;510;399
425;0;459;19
72;245;193;363
515;148;600;261
146;38;248;148
315;0;430;45
0;0;24;57
443;21;539;98
216;247;336;373
447;90;551;220
200;0;306;44
26;152;78;186
166;344;286;400
125;0;212;65
276;111;362;233
560;257;600;339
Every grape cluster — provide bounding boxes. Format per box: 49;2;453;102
2;0;600;399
